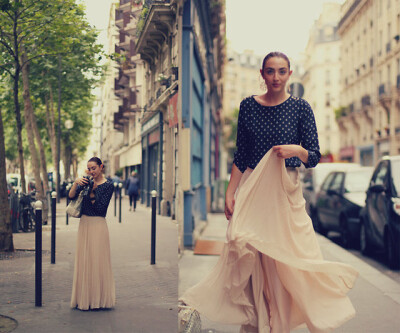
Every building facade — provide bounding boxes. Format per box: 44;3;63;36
337;0;400;165
99;2;124;177
112;0;226;249
302;3;342;161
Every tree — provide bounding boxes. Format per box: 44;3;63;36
0;106;14;251
0;0;103;242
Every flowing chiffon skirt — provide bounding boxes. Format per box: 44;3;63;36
180;151;358;333
71;215;116;310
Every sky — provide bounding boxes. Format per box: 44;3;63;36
225;0;346;60
81;0;346;59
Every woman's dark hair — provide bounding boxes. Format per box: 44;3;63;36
261;52;291;70
88;157;103;166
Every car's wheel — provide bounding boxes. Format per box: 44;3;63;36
360;219;372;255
340;216;352;249
385;232;400;270
314;210;327;236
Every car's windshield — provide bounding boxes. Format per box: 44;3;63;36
391;160;400;197
344;169;372;193
8;176;19;187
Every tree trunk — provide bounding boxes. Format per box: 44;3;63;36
21;51;45;207
31;108;50;222
0;107;14;252
13;5;26;194
45;87;58;194
63;141;72;180
13;62;26;194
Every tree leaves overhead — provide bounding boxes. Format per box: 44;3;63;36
0;0;104;166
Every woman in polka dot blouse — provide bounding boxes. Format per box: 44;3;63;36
180;52;357;333
226;52;321;220
68;157;115;310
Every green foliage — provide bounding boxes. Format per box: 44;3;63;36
136;6;149;37
0;0;104;167
334;106;348;120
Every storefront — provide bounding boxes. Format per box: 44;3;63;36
339;146;355;162
141;112;163;209
358;145;374;166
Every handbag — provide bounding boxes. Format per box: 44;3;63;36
66;190;84;218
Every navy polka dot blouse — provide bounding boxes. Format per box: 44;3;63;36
73;180;115;217
233;95;321;173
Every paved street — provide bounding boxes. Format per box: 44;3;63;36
179;214;400;333
0;196;178;333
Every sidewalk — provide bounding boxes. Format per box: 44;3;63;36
0;196;178;333
179;213;400;333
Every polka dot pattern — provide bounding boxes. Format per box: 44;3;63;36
73;180;115;217
233;95;321;173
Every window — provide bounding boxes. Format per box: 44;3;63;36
373;161;388;185
326;93;331;107
321;173;335;191
326;70;331;85
330;173;344;192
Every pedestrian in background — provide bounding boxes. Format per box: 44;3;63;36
180;52;358;332
126;171;140;211
68;157;115;310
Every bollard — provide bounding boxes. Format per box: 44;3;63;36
51;191;56;264
35;200;43;307
114;182;117;217
150;190;157;265
118;183;122;223
66;184;70;225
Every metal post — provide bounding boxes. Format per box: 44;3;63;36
66;185;70;225
150;190;157;265
35;200;43;307
51;191;56;264
114;182;117;217
118;183;122;223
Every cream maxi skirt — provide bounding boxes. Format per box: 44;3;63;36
180;150;358;333
71;215;115;310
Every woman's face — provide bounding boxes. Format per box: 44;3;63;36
87;162;103;179
261;57;292;94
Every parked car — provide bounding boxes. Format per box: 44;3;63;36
302;162;360;228
314;167;373;248
6;173;24;194
359;155;400;269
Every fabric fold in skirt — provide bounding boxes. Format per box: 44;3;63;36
71;215;116;310
180;150;358;333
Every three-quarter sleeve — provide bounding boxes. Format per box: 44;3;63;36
299;100;321;168
233;101;251;173
91;182;114;216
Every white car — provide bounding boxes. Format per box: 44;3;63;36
302;162;361;229
6;173;24;194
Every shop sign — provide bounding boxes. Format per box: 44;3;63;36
339;146;355;158
168;93;178;127
141;113;159;134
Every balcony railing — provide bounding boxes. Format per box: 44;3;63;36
135;0;175;63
